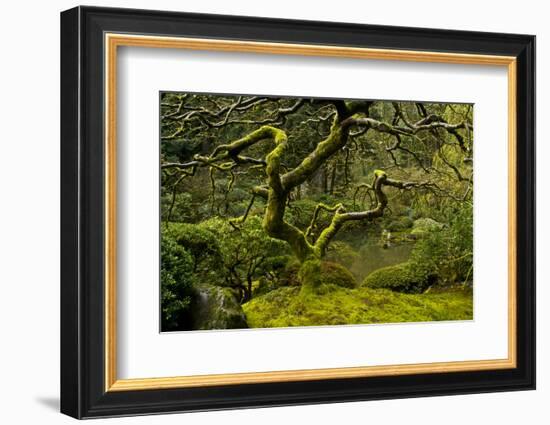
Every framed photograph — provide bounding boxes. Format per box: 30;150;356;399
60;6;535;419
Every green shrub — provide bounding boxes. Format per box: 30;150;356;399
410;203;473;285
199;216;288;301
361;261;435;293
387;216;414;232
163;222;222;270
299;260;357;289
160;192;194;222
362;203;472;292
160;234;195;331
320;262;358;288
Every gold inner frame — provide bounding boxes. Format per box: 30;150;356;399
104;33;518;392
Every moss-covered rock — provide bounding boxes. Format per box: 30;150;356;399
361;261;435;293
243;285;472;328
411;218;445;236
188;285;248;330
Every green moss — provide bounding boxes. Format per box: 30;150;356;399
361;261;435;293
243;285;472;328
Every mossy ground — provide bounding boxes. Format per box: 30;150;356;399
243;285;472;328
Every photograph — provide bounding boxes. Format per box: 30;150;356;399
160;93;474;332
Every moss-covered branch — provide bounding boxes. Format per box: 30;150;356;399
314;170;389;257
161;98;471;266
305;202;344;242
281;115;351;190
312;170;442;257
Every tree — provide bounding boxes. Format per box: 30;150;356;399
161;94;473;287
200;216;288;302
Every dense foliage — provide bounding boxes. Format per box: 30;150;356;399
160;233;195;331
199;216;288;301
159;92;474;331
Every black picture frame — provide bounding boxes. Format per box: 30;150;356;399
61;5;536;419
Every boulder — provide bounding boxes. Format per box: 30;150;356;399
411;218;445;236
189;285;248;330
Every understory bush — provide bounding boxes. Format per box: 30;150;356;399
299;260;358;290
198;216;288;301
387;216;414;232
361;261;435;293
160;234;196;331
162;222;222;284
410;202;473;285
